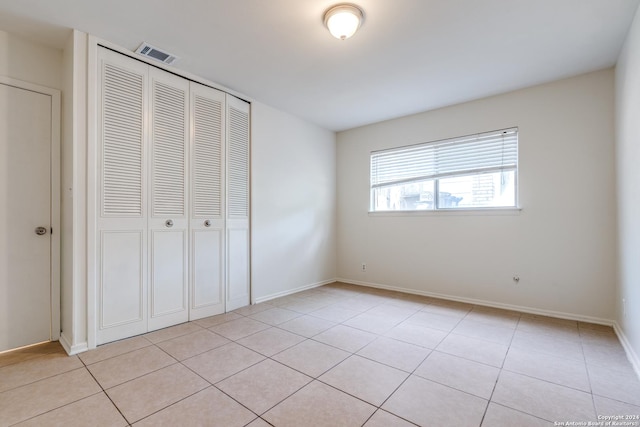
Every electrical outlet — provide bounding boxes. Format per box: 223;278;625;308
361;263;366;272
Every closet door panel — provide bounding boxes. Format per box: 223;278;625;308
150;230;187;317
192;229;223;309
99;231;146;344
226;96;250;311
97;48;149;345
227;228;249;305
189;82;226;319
148;67;190;331
100;231;145;327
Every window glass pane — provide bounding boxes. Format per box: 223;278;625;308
438;170;516;208
372;180;435;211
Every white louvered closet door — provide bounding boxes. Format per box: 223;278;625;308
189;82;226;319
97;48;149;345
148;68;190;331
226;95;251;311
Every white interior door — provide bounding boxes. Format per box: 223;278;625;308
96;48;149;345
148;67;190;331
189;82;226;319
226;95;250;311
0;82;53;352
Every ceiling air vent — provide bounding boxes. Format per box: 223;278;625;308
135;42;178;65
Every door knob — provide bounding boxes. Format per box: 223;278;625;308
35;226;48;235
204;220;211;227
165;219;174;228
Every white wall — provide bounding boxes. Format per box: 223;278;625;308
337;69;616;321
0;29;62;89
61;31;73;343
251;102;337;301
615;5;640;369
60;30;88;354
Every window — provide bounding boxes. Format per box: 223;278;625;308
370;128;518;211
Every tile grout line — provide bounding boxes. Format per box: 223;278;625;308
0;355;83;394
122;337;263;425
219;301;422;424
358;339;435;426
84;341;191;425
490;315;598;424
579;318;601;420
365;305;485;425
78;355;133;426
478;310;521;426
268;299;471;424
154;339;258;414
172;321;316;422
78;339;155;366
6;389;112;427
246;294;522;426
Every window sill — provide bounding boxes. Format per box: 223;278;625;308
368;207;523;217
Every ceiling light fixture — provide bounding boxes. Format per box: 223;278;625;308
323;4;364;40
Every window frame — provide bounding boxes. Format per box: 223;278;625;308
369;128;519;213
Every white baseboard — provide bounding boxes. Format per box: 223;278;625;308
613;322;640;379
336;277;615;326
253;279;336;304
59;332;88;356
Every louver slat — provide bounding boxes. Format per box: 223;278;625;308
152;81;186;216
228;106;249;218
103;63;144;216
193;96;223;217
370;129;518;188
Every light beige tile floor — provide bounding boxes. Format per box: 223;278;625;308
1;282;640;426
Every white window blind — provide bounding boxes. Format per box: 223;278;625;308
371;128;518;189
370;128;518;211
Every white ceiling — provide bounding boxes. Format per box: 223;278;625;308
0;0;638;131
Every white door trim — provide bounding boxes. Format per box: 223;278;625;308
0;75;61;343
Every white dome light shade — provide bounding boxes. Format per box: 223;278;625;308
324;4;364;40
